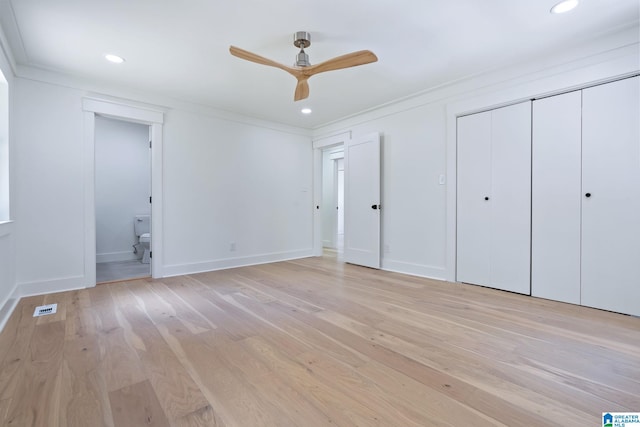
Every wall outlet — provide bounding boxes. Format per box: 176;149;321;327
230;242;236;252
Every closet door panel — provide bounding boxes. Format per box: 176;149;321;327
457;111;492;285
490;102;532;294
582;76;640;316
531;92;582;304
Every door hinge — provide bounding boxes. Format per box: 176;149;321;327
149;140;152;148
150;251;152;259
149;196;152;203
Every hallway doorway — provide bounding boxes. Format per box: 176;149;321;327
94;116;151;283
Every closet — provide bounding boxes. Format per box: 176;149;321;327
532;76;640;316
457;101;532;295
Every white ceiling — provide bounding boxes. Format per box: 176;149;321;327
0;0;638;128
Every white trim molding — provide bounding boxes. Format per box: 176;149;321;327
16;275;86;298
83;97;165;285
381;259;446;282
162;249;314;278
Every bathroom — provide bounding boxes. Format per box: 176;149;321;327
95;115;151;283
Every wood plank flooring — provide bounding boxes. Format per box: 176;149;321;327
0;255;638;426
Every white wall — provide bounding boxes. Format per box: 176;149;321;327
0;30;17;331
313;27;639;282
0;70;8;221
10;76;313;294
13;79;86;293
162;109;312;275
330;105;447;278
95;116;150;262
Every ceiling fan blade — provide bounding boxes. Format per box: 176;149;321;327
306;50;378;76
294;78;310;101
229;46;299;77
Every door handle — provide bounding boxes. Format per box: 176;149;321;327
371;204;380;210
585;193;591;198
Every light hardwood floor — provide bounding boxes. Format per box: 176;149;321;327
0;254;638;426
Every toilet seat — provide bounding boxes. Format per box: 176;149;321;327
139;233;151;244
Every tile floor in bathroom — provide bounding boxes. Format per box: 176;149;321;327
96;259;150;283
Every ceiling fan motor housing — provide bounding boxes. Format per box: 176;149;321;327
293;31;311;48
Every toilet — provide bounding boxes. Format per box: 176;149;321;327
134;215;151;264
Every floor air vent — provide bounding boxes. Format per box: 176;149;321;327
33;304;58;317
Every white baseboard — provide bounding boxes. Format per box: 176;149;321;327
96;251;138;263
381;259;446;281
17;275;87;298
163;249;314;278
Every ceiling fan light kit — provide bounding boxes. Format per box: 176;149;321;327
230;31;377;101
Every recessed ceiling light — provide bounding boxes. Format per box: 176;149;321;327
301;108;312;114
105;54;125;64
550;0;579;14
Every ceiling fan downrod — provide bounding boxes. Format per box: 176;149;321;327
294;31;311;67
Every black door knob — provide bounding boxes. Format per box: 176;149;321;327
585;193;591;198
484;197;489;201
371;204;378;210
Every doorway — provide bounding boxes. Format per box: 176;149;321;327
321;146;344;258
313;132;381;268
95;116;151;283
82;98;164;287
336;157;345;252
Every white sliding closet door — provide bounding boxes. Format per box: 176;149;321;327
457;102;531;294
457;111;492;286
490;103;532;294
581;76;640;316
531;91;582;304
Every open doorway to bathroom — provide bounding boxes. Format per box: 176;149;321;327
95;115;151;283
322;145;344;258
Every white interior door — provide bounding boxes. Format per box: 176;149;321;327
457;111;492;285
490;102;531;295
581;76;640;316
344;132;381;268
531;91;582;304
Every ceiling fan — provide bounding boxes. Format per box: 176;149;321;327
229;31;378;101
